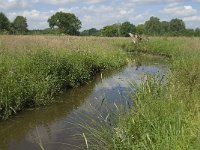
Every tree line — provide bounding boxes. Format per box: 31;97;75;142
0;11;200;37
82;17;200;37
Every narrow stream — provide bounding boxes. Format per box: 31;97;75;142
0;54;168;150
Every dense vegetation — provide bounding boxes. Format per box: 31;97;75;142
85;37;200;149
1;11;200;37
48;12;82;35
0;36;129;119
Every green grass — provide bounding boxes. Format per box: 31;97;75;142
85;37;200;150
0;35;129;119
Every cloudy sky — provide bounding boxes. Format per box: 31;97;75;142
1;0;200;30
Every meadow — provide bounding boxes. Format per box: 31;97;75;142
0;35;199;149
85;37;200;150
0;35;129;119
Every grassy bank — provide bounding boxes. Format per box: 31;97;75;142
86;37;200;149
0;35;129;119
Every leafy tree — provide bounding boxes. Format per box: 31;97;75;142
184;29;195;36
81;28;100;36
101;25;119;37
101;24;120;37
48;11;81;35
160;21;170;35
136;24;145;34
13;16;28;34
169;18;185;35
101;25;117;37
0;12;10;33
120;21;136;37
195;28;200;37
144;16;161;35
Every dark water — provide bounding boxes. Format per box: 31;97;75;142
0;54;168;150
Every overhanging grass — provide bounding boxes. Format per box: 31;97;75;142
86;37;200;149
0;36;128;119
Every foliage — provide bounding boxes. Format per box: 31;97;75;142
144;17;161;35
48;11;81;35
81;28;100;36
101;24;121;37
136;24;145;34
120;21;136;37
0;35;128;119
160;21;170;35
12;16;28;34
0;12;10;33
169;18;185;35
87;37;200;149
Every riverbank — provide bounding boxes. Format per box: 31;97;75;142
88;37;200;149
0;35;129;119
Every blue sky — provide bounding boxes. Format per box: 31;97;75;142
1;0;200;30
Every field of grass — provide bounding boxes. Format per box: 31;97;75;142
1;35;199;149
85;37;200;149
0;35;129;119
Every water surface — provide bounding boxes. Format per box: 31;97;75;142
0;54;168;150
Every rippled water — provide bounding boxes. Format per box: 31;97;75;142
0;54;168;150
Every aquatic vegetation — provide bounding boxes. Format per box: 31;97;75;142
0;35;128;119
85;37;200;149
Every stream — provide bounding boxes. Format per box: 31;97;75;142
0;54;168;150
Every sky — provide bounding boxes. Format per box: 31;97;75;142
1;0;200;30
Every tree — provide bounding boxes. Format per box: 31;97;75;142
169;18;185;35
13;16;28;34
195;28;200;37
144;16;161;35
81;28;100;36
120;21;136;37
184;29;195;36
101;24;119;37
136;24;145;34
160;21;170;35
0;12;10;33
48;11;81;35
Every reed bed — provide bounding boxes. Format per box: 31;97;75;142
0;35;129;119
85;37;200;150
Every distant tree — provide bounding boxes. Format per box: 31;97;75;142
120;21;136;37
80;30;89;36
169;18;185;35
136;24;145;34
101;24;120;37
160;21;170;35
183;29;195;36
0;12;10;33
195;28;200;37
13;16;28;34
48;11;81;35
81;28;100;36
144;16;161;35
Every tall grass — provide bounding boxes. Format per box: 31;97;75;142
0;35;129;119
85;37;200;149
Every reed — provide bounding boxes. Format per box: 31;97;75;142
85;37;200;149
0;35;129;119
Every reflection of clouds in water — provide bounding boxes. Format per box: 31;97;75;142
75;64;168;117
5;62;168;150
30;64;168;150
97;64;166;91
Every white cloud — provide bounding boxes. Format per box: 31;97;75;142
162;4;197;17
2;0;200;29
183;15;200;22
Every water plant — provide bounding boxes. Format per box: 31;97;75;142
0;35;128;119
84;37;200;149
